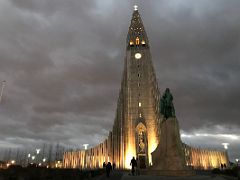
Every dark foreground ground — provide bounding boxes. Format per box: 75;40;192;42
0;168;238;180
0;167;105;180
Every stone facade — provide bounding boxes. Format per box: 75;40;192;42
151;118;187;171
183;143;229;170
63;8;228;170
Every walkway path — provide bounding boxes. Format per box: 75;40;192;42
95;171;125;180
94;170;237;180
121;174;237;180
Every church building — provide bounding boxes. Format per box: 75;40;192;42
63;6;228;170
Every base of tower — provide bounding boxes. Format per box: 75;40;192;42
140;169;195;176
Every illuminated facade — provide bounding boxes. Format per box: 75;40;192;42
63;7;228;170
183;144;228;170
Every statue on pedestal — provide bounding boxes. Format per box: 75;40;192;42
160;88;175;119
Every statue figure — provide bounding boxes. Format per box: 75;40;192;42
160;88;175;119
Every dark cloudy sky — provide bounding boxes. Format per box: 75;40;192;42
0;0;239;161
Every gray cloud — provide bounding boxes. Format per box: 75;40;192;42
0;0;239;161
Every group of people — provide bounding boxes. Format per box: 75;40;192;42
220;163;227;170
103;161;116;177
102;156;140;177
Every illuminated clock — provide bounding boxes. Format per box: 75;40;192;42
135;53;142;59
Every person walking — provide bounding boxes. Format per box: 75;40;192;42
106;162;112;177
112;162;116;171
130;157;137;176
237;160;240;180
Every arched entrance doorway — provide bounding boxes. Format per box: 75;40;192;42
135;121;148;169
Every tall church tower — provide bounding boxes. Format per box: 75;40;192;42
63;7;230;170
112;6;161;168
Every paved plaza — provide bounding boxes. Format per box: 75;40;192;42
95;171;238;180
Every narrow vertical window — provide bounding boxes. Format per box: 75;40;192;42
136;37;140;45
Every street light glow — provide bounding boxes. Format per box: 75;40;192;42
83;144;89;150
36;149;41;154
221;143;229;149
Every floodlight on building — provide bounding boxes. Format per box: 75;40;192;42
28;154;31;158
83;144;89;150
11;160;15;164
43;158;46;162
221;143;229;150
32;156;35;160
236;158;239;162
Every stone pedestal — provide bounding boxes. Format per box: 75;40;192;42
150;117;194;176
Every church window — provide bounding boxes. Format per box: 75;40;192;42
141;40;146;45
139;113;142;117
130;40;134;46
138;73;140;77
136;37;140;45
138;102;142;107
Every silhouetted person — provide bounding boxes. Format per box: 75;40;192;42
113;162;116;170
223;163;226;169
103;162;106;168
221;163;223;170
106;162;112;177
237;160;240;180
130;157;137;176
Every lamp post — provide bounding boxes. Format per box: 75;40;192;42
0;80;6;103
32;156;35;164
221;143;230;168
43;158;46;167
222;143;229;150
36;149;41;154
27;154;31;165
83;144;89;150
36;149;41;164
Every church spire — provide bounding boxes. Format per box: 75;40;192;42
127;5;149;48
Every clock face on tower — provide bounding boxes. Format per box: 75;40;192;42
135;53;142;59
